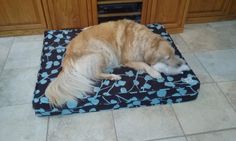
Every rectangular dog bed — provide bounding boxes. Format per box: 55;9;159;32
33;24;200;116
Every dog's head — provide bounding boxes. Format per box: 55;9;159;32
144;40;184;68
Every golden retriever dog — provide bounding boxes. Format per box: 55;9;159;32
45;19;183;107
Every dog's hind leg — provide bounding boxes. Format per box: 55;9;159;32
96;72;121;80
124;61;162;78
93;50;121;81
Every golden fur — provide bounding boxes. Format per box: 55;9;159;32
45;20;183;106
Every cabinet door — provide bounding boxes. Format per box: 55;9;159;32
228;0;236;16
0;0;47;35
142;0;189;33
186;0;230;23
46;0;97;29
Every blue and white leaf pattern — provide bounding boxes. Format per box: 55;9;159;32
66;99;78;109
120;87;127;93
40;97;49;104
33;24;200;116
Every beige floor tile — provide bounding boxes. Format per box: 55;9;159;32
208;20;236;47
196;49;236;82
14;34;44;42
207;20;236;28
180;24;234;53
0;37;14;72
0;67;38;107
113;106;183;141
171;34;192;53
48;111;116;141
0;104;48;141
173;83;236;134
208;22;236;37
4;40;42;69
217;81;236;110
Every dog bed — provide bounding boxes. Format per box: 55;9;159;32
33;24;200;116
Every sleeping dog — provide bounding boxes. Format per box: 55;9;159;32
45;20;184;107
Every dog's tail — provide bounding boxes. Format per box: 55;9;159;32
45;53;100;107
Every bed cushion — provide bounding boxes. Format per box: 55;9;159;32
32;24;200;116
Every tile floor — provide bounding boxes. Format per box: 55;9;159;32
0;20;236;141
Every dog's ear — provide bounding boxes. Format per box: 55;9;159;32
144;40;173;65
144;49;156;65
157;40;174;58
144;39;162;65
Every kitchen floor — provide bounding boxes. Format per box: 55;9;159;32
0;20;236;141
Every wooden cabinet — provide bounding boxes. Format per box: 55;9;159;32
0;0;97;36
1;0;236;36
0;0;47;36
141;0;190;33
228;0;236;16
1;0;188;36
186;0;236;23
45;0;97;29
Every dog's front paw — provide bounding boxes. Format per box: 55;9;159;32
110;74;121;80
149;70;162;79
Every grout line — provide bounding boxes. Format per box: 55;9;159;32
193;53;216;83
46;117;50;141
212;79;236;83
176;34;192;51
216;80;236;83
191;48;236;55
145;135;186;141
179;29;236;54
200;81;215;84
0;37;15;77
171;34;193;54
149;127;236;141
185;127;236;137
177;35;196;52
215;82;236;113
111;110;119;141
170;105;188;141
186;136;190;141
